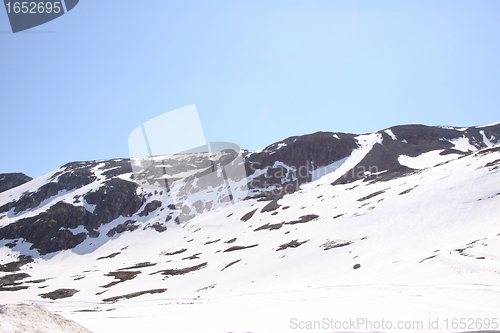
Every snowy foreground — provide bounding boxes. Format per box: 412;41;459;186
0;303;91;333
1;145;500;332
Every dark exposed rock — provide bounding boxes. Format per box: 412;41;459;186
145;222;167;232
254;215;319;231
5;241;16;248
0;179;144;254
101;271;140;288
243;192;279;201
0;284;30;291
0;201;16;214
224;238;237;244
484;159;500;168
353;264;361;269
102;288;167;303
332;143;413;185
196;284;216;292
27;278;49;283
286;214;319;225
39;288;79;300
246;132;359;190
357;189;387;202
419;255;437;263
0;173;32;193
98;159;133;178
476;145;500;156
0;255;33;272
399;188;414;195
117;262;157;270
159;248;187;256
254;222;284;231
107;220;140;237
12;164;98;214
276;239;309;251
221;259;241;271
97;252;121;260
138;200;162;217
88;229;100;238
13;183;60;214
204;239;220;245
240;208;258;221
224;244;258;252
0;202;90;255
387;125;464;151
260;199;281;213
182;253;201;260
150;262;207;277
84;179;145;229
331;124;500;186
0;272;30;291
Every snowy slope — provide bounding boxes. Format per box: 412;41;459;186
1;123;500;333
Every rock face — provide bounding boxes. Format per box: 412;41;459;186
332;124;500;185
83;178;145;228
0;123;499;256
0;173;32;193
0;177;146;255
0;202;91;255
245;132;358;191
0;303;93;333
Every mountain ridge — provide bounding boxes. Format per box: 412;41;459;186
0;122;499;256
0;122;499;332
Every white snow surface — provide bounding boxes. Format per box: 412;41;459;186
384;129;397;140
1;144;500;332
480;130;496;147
398;150;461;169
449;136;477;152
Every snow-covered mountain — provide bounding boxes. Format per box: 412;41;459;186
1;122;500;333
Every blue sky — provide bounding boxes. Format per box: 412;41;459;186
1;0;500;179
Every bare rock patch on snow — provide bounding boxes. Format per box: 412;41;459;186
39;288;79;300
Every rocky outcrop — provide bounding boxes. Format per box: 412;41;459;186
0;178;145;254
84;178;145;229
138;200;162;217
333;124;500;185
3;163;98;215
0;122;498;256
0;173;32;193
0;202;91;255
245;132;358;190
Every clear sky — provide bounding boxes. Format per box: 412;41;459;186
1;0;500;179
